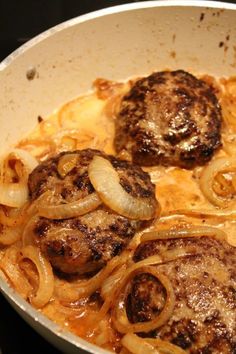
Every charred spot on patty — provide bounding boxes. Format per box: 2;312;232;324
127;273;167;323
33;210;138;274
114;70;222;168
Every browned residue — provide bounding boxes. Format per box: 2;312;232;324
37;115;43;123
199;12;205;22
93;78;124;100
218;34;230;55
170;50;176;59
212;9;225;17
231;45;236;68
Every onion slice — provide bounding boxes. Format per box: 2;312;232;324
20;245;54;308
161;208;236;220
0;183;28;208
0;226;21;246
37;192;101;219
55;255;123;303
57;153;78;178
9;149;38;174
0;149;38;208
122;333;186;354
88;155;159;220
200;157;236;207
141;226;226;243
0;246;32;299
111;264;175;334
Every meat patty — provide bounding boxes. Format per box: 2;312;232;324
114;70;222;168
33;209;139;274
126;236;236;353
28;149;156;274
28;149;155;202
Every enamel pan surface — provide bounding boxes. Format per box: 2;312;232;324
0;1;236;353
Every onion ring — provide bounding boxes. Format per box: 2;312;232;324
141;226;226;243
200;157;236;207
122;333;186;354
111;264;175;334
88;155;159;220
0;182;28;208
57;153;78;178
37;192;101;219
20;245;54;308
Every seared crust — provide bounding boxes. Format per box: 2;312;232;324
127;236;236;353
28;149;102;202
28;149;156;274
114;70;222;168
33;209;139;274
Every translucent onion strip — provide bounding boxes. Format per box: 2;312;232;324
100;264;127;301
88;155;159;220
161;208;236;220
0;246;32;299
99;255;162;318
141;226;226;243
0;183;28;208
122;333;186;354
57;153;78;178
200;157;236;207
22;215;40;246
9;149;38;174
0;226;21;246
145;338;187;354
122;333;159;354
0;149;37;208
55;255;125;303
111;264;175;334
37;192;101;219
0;205;29;227
20;245;54;308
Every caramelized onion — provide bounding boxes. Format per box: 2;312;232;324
100;264;127;301
88;155;159;220
9;149;38;174
0;205;28;227
57;153;78;178
0;183;28;208
0;149;37;208
111;264;175;334
99;255;162;318
37;192;101;219
22;215;40;246
141;226;226;243
122;333;159;354
0;226;21;246
18;138;57;160
0;246;32;299
161;208;236;220
20;245;54;308
200;157;236;207
55;255;124;303
122;333;186;354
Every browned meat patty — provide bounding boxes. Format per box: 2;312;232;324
114;70;222;168
33;209;139;274
28;149;155;202
126;236;236;353
28;149;156;274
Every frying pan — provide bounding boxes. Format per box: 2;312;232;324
0;1;236;353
